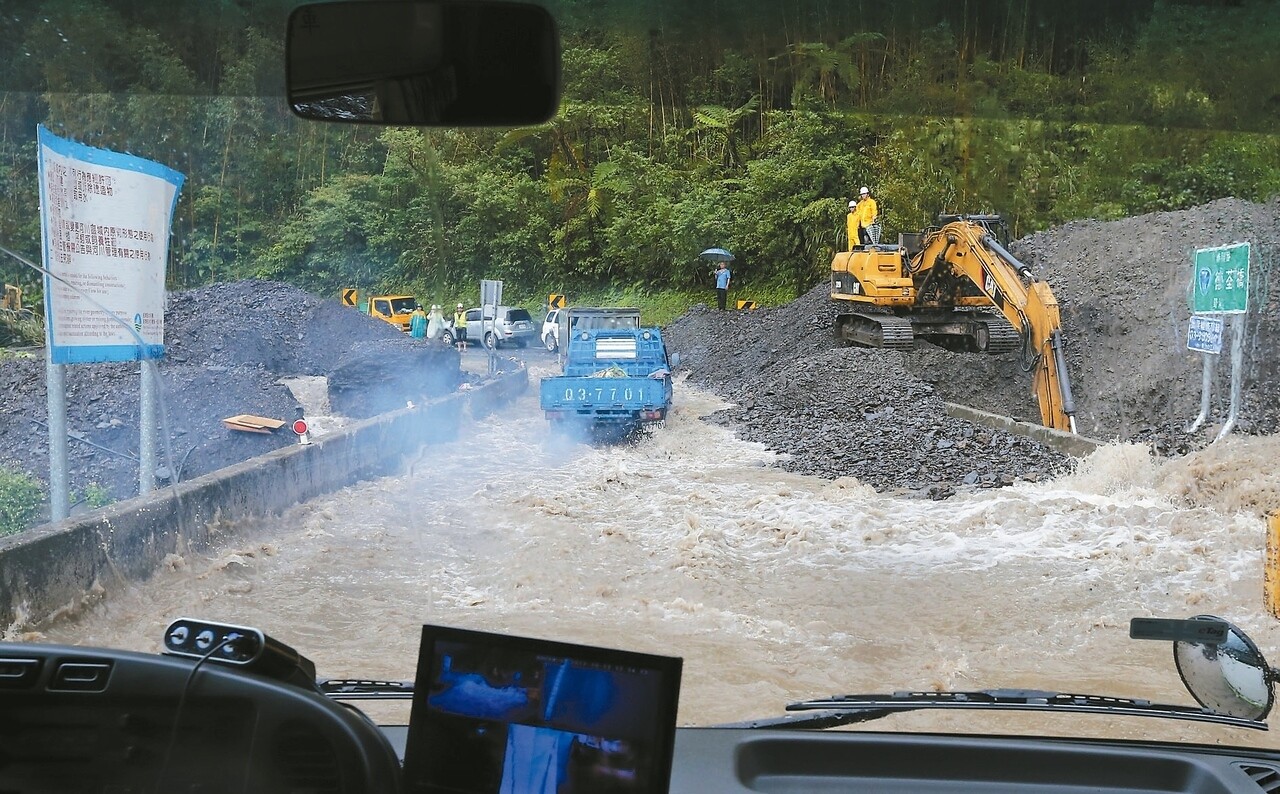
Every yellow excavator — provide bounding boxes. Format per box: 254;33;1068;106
830;214;1077;433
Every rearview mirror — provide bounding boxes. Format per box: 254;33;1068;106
287;0;560;126
1173;615;1277;722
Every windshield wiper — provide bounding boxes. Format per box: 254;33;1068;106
717;689;1267;731
318;679;415;700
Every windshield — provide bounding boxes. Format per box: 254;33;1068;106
1;0;1279;753
573;315;642;330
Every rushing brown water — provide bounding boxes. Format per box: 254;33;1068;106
26;368;1280;749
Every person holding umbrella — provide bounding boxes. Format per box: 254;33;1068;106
700;247;735;311
714;261;732;310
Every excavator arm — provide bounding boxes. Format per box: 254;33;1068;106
914;221;1078;433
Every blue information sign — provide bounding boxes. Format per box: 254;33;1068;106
1187;314;1224;355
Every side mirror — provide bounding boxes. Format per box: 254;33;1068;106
669;352;682;369
287;0;560;126
1173;615;1277;721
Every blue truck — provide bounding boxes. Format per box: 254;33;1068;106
539;319;675;434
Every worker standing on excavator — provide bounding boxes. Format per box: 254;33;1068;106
846;200;859;250
851;186;880;247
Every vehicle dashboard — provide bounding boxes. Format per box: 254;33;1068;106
3;642;1279;794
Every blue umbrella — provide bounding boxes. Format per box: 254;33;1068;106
699;247;735;262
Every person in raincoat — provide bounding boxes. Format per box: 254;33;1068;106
409;304;427;338
426;304;444;339
852;186;880;246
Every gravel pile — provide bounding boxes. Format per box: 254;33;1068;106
707;347;1065;497
1010;196;1280;451
666;197;1280;491
0;280;461;504
666;296;1068;496
164;280;413;374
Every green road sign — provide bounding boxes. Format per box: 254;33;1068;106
1191;243;1250;314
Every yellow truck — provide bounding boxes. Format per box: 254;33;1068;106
2;285;21;312
365;295;419;333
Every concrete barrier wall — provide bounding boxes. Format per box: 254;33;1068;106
943;402;1105;458
0;369;527;630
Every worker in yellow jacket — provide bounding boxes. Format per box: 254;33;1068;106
850;185;879;247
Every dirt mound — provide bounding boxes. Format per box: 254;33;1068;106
329;338;461;418
1011;196;1280;448
665;198;1280;490
0;280;461;505
164;280;410;373
665;284;839;391
0;356;300;503
666;295;1068;495
707;347;1067;496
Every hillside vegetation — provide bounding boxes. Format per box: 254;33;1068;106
1;0;1277;306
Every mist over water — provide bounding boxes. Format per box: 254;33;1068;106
32;375;1279;747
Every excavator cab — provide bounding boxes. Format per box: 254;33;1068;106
934;214;1010;247
898;232;924;259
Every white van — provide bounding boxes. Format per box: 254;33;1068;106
541;309;562;351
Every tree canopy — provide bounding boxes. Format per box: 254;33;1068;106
1;0;1278;305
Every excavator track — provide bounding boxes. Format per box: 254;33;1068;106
834;313;916;351
974;316;1021;355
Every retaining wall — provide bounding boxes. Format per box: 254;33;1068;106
0;369;527;630
943;402;1105;458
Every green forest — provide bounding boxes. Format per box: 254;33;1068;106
1;0;1279;313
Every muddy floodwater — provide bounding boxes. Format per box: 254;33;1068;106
31;366;1280;749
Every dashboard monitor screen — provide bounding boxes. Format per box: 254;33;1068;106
402;625;683;794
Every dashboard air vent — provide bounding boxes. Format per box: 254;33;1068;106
273;720;342;793
1241;764;1280;794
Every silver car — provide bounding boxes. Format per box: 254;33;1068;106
443;305;536;349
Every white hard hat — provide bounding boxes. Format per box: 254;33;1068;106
859;186;869;195
457;303;464;308
848;200;857;209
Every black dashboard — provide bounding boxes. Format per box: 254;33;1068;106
0;643;401;793
3;641;1279;794
662;730;1280;793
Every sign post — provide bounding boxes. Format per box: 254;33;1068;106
37;126;184;511
1185;314;1223;435
478;279;501;358
1185;243;1249;439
